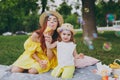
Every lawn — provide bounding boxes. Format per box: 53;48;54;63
0;31;120;65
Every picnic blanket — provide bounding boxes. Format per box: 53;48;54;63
0;64;101;80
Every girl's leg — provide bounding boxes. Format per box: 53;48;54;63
28;68;38;74
51;66;63;77
61;66;75;79
11;66;24;73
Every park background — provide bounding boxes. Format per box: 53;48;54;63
0;0;120;66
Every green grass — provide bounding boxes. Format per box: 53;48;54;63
75;31;120;65
0;31;120;65
0;35;29;65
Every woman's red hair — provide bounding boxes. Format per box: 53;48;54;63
35;15;60;52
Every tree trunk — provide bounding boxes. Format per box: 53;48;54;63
41;0;47;14
81;0;97;40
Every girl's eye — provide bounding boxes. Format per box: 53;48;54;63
63;33;66;35
68;34;71;36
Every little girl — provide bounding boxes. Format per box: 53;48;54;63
46;23;84;79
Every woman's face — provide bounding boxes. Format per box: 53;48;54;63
47;15;58;30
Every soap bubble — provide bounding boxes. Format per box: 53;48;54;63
83;37;92;45
115;31;120;37
103;42;112;51
93;33;98;38
88;44;94;50
83;36;94;50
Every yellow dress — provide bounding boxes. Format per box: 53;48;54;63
12;37;57;73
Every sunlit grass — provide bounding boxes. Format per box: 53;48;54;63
0;35;29;65
75;31;120;64
0;31;120;65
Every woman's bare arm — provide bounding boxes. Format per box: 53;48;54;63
46;48;54;60
31;32;40;42
45;41;57;60
32;53;41;62
46;41;57;49
32;53;48;69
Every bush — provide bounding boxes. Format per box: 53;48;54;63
65;14;80;29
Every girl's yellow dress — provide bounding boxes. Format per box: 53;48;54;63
12;37;57;73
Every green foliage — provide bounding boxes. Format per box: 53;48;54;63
57;1;72;18
56;1;80;29
95;1;120;26
0;31;120;65
65;14;80;29
41;0;47;13
0;0;38;34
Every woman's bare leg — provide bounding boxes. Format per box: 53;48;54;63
28;68;38;74
11;66;24;73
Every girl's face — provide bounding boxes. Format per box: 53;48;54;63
60;30;72;42
47;15;58;30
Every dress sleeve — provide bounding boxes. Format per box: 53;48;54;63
24;37;38;53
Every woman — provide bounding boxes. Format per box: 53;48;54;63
11;11;64;74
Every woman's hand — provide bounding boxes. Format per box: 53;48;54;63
44;33;54;60
44;33;52;43
44;33;53;49
38;60;48;69
32;53;48;69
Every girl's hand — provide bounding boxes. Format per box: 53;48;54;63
39;60;48;69
78;53;84;59
76;53;84;59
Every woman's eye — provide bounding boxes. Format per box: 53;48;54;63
67;34;70;36
53;19;57;22
47;19;50;21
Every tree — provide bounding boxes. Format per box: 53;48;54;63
81;0;119;39
65;14;80;29
0;0;38;34
57;1;72;19
95;0;120;26
41;0;47;13
37;0;55;14
81;0;97;39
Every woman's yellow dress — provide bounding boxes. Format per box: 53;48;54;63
12;37;57;73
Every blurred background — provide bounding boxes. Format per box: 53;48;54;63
0;0;120;35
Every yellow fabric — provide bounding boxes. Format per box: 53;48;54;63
51;65;75;79
13;37;57;73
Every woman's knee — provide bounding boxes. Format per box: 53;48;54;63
11;66;24;73
28;68;38;74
